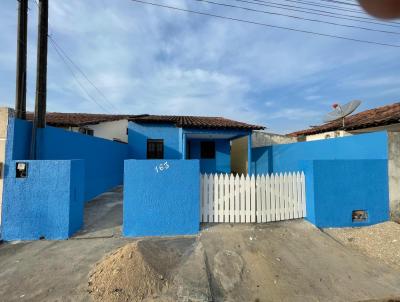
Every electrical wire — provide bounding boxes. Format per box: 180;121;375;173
130;0;400;48
30;0;119;113
48;36;120;112
49;37;112;113
191;0;400;35
252;0;368;14
226;0;400;28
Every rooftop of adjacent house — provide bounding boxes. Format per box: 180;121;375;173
129;115;265;130
25;112;143;127
288;102;400;137
24;112;265;130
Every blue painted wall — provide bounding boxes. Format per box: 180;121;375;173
5;117;32;162
4;117;129;202
128;121;251;173
252;131;388;174
188;139;231;173
302;160;389;228
36;125;129;201
123;160;200;237
1;160;85;240
128;123;182;159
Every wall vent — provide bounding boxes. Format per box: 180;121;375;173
352;210;368;222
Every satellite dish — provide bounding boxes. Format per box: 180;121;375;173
323;100;361;127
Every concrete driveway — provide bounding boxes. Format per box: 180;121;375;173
199;222;400;302
1;187;400;301
0;186;131;302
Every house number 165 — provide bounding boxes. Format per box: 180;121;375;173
155;161;170;173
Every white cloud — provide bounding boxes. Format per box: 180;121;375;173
1;0;399;133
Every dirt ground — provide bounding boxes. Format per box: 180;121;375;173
87;221;400;302
325;222;400;269
2;187;400;302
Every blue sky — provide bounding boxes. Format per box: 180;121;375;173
0;0;399;133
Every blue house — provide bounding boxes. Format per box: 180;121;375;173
127;115;264;174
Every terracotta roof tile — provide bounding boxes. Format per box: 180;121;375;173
129;115;264;130
288;102;400;137
25;112;142;127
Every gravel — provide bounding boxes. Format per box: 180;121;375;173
326;222;400;270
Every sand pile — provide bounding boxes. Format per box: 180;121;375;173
88;242;166;302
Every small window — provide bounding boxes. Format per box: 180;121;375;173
78;127;94;136
201;141;215;159
147;139;164;159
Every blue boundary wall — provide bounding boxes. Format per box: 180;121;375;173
1;160;85;240
36;126;128;201
5;117;129;201
1;116;128;239
123;159;200;237
252;131;388;174
301;160;389;228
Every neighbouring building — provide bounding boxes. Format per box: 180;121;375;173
128;115;264;174
288;102;400;141
26;112;144;143
231;131;297;174
289;102;400;222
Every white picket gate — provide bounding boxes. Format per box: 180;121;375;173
200;172;306;223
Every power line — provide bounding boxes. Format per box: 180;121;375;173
48;36;120;112
30;0;119;113
315;0;359;7
226;0;400;28
48;37;112;113
191;0;400;35
253;0;367;14
129;0;400;48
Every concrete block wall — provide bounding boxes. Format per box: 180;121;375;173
302;160;389;228
1;160;85;240
388;132;400;222
0;108;12;228
123;159;200;237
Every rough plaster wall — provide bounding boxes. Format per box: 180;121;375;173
252;131;297;148
123;160;200;237
2;160;85;240
388;132;400;222
0;108;11;228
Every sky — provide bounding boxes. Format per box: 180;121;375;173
0;0;399;134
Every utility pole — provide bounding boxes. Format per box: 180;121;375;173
34;0;48;129
15;0;28;120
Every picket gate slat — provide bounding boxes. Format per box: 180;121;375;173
265;175;270;223
250;175;256;223
200;172;305;224
234;176;240;223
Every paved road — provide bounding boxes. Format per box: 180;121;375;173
1;187;400;301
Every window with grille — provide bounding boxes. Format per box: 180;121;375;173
147;139;164;159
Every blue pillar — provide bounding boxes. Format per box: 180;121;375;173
182;133;187;159
247;133;252;175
